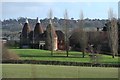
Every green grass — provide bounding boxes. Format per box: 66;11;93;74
2;64;119;78
9;49;120;63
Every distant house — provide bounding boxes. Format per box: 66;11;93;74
20;18;65;50
69;27;110;53
69;20;120;55
56;30;65;50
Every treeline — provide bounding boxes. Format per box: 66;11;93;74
2;17;106;32
2;17;107;41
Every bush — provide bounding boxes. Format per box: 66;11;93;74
2;44;20;60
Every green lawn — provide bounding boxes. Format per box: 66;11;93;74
9;49;120;63
2;64;119;78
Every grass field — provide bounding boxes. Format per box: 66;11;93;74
9;49;120;63
2;64;119;78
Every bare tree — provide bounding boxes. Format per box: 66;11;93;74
48;8;54;56
79;10;87;58
108;8;118;58
64;9;69;57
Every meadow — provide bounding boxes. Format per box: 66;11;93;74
2;64;119;78
2;49;119;79
9;49;120;64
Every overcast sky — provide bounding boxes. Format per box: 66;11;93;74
118;1;120;18
1;1;119;20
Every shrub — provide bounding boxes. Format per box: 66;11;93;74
2;43;19;60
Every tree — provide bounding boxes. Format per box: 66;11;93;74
69;28;85;51
79;10;87;58
108;8;118;58
48;8;54;56
64;9;69;57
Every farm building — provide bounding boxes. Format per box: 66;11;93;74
20;17;120;55
20;18;65;50
69;19;120;55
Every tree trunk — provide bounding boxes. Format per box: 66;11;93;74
66;42;69;57
112;54;115;58
82;51;85;58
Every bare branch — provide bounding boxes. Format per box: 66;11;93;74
79;10;87;58
108;8;118;58
48;8;53;19
80;10;84;20
64;9;68;20
64;9;69;57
